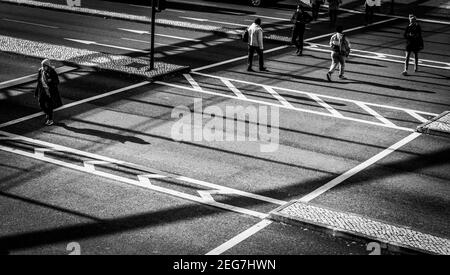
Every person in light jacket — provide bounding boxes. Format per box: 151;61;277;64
326;26;351;81
247;18;267;72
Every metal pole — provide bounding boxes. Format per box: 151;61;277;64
150;0;156;70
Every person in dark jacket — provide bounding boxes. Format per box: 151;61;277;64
291;5;312;56
35;59;62;126
311;0;324;21
402;14;424;75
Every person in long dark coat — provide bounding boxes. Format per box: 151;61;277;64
290;5;312;56
402;14;424;75
35;59;62;126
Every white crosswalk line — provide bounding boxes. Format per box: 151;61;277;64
355;102;397;127
263;86;294;108
220;78;246;99
307;93;344;118
405;110;429;123
183;74;203;92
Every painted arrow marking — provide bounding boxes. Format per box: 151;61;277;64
64;38;150;53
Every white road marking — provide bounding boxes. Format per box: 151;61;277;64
306;42;450;70
187;72;437;129
220;78;246;99
118;28;201;42
192;17;398;72
263;86;294;108
0;81;150;129
156;80;415;132
298;132;422;203
405;110;429;123
183;73;204;91
178;176;285;205
249;14;288;21
0;66;76;90
307;93;344;118
64;38;149;53
179;16;248;27
0;131;275;219
129;4;185;13
206;219;272;255
355;101;397;127
2;18;59;29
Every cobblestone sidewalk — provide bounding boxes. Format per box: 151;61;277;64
269;201;450;255
417;111;450;138
0;35;189;80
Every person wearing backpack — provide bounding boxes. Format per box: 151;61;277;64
402;14;424;75
290;5;312;56
326;25;351;81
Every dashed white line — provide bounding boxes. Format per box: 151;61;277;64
2;18;59;29
179;16;248;27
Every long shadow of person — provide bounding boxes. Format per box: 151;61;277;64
56;122;149;145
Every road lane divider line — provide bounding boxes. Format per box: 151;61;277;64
206;219;273;255
0;81;150;129
2;18;59;29
298;132;422;203
306;42;450;70
0;66;77;90
179;16;248;27
355;101;397;127
156;81;415;132
64;38;150;53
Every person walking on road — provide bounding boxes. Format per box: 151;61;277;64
365;0;381;25
327;0;342;27
326;25;351;81
247;18;267;72
290;5;312;56
35;59;62;126
311;0;324;21
402;14;424;75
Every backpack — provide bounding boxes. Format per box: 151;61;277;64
340;36;351;57
242;29;249;43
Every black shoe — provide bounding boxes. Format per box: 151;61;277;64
297;51;303;56
326;72;332;82
247;68;254;72
259;67;269;72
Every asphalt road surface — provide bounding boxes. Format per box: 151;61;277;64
0;0;449;255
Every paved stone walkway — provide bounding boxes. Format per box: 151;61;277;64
270;201;450;255
0;35;189;79
417;111;450;138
